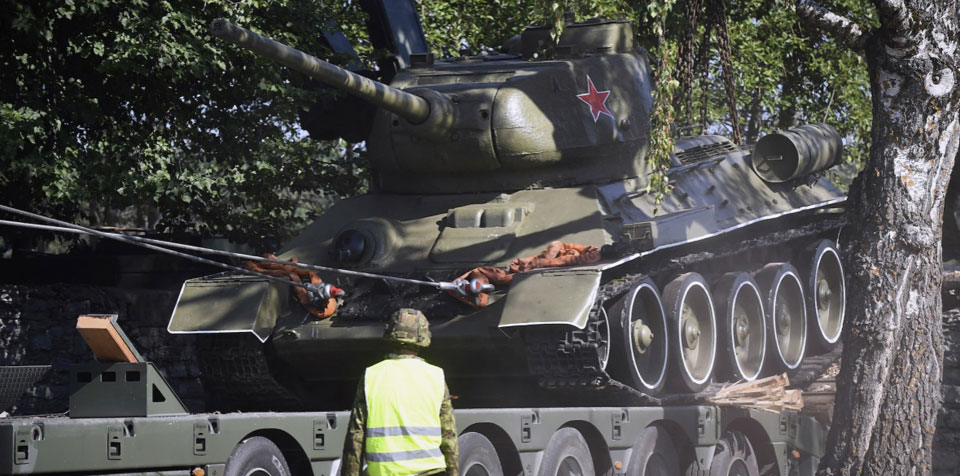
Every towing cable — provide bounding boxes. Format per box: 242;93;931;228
0;205;493;302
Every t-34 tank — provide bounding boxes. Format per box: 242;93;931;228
168;18;847;411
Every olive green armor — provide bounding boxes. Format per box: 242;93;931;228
168;17;848;410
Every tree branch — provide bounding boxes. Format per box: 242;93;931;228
795;0;869;51
872;0;912;40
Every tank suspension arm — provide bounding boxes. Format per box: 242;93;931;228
210;18;430;124
0;209;478;295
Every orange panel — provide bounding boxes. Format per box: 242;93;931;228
76;315;137;363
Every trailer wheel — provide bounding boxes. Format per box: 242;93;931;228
537;428;595;476
625;426;679;476
708;431;759;476
459;432;504;476
224;436;291;476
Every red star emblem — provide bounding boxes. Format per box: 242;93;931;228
576;75;613;122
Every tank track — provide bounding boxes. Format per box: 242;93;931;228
525;216;846;405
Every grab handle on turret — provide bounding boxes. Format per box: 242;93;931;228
210;18;431;125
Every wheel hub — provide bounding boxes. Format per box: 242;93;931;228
632;320;654;355
682;315;701;350
734;313;749;346
817;275;832;311
776;305;790;336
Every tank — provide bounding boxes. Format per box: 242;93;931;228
167;18;848;411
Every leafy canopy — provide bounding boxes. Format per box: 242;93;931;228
0;0;365;250
0;0;871;250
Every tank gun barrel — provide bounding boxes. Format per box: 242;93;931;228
210;18;430;124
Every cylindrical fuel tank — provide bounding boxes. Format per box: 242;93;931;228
752;123;843;183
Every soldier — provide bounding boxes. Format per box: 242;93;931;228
340;308;459;476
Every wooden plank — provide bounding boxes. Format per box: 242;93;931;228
76;315;138;363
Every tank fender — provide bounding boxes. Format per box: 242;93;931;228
497;269;601;329
167;275;288;343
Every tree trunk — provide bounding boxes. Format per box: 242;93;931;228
744;89;763;145
777;50;800;130
818;3;959;474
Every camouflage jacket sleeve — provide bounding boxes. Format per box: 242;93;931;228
440;383;459;476
340;374;367;476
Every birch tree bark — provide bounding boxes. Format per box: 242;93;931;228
796;1;960;474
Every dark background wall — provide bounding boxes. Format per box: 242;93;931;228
0;285;206;414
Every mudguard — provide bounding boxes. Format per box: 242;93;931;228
498;269;601;329
167;273;288;342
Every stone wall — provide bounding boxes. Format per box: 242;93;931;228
0;284;205;414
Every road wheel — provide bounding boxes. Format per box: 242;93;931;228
802;240;845;353
537;427;595;476
755;263;807;371
626;426;679;476
663;273;717;392
459;432;504;476
606;278;669;395
224;436;290;476
713;272;766;382
708;431;759;476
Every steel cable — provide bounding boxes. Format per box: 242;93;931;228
0;205;453;291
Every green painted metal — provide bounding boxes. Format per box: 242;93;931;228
0;411;346;474
499;270;601;328
167;15;850;409
210;19;432;125
752;124;843;183
69;362;188;418
1;405;822;475
168;275;285;343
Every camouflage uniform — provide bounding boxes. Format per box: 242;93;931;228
340;310;458;476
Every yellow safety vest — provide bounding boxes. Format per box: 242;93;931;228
364;358;446;476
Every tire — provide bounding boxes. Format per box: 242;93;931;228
537;427;595;476
708;432;759;476
801;239;845;354
224;436;291;476
459;432;504;476
712;272;766;382
755;263;807;371
606;278;669;395
663;273;717;392
626;426;680;476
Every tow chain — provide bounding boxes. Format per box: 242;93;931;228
677;0;706;127
711;0;742;145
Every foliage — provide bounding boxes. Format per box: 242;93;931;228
0;0;365;251
0;0;874;250
674;0;874;179
644;1;680;207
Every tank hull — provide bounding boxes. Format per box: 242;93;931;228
169;137;846;410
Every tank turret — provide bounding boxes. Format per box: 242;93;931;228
170;16;848;411
212;18;653;194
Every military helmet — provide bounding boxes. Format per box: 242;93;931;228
384;308;431;348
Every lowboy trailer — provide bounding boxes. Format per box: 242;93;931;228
1;315;826;476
